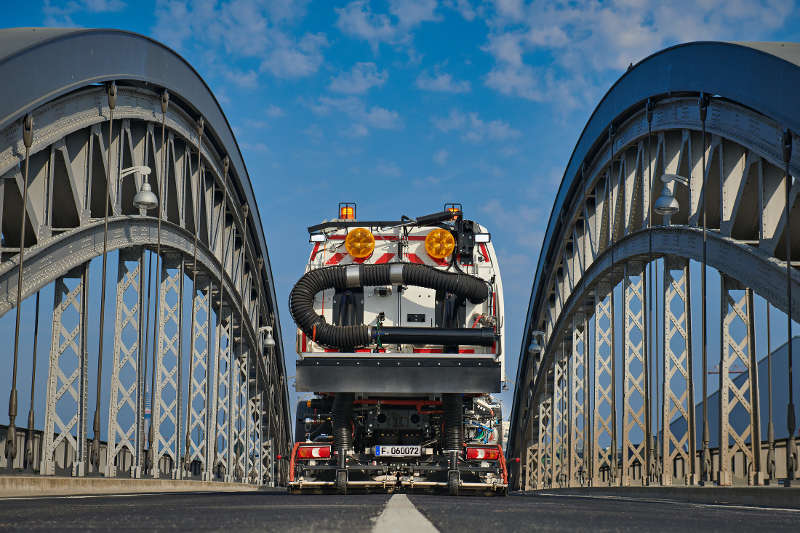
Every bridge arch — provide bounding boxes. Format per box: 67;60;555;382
509;41;800;489
0;28;291;486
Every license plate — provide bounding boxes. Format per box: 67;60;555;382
375;445;421;457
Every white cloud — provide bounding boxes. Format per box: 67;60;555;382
389;0;439;27
431;109;466;132
266;104;285;117
311;96;402;136
261;33;328;78
416;69;471;93
376;160;402;176
482;0;794;105
43;0;125;26
445;0;477;20
432;109;520;143
335;0;439;51
433;149;449;166
152;0;326;81
330;62;388;94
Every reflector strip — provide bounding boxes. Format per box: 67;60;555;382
479;243;491;263
413;348;443;353
406;253;424;264
375;253;395;264
310;242;321;261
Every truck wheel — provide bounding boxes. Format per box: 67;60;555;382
336;470;348;495
448;471;460;496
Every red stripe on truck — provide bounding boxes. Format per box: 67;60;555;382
326;253;346;265
479;243;491;263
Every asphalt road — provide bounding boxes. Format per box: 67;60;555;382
0;490;797;532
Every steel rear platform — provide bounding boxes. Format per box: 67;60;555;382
295;353;501;393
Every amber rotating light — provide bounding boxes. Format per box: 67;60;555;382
425;228;455;259
345;227;375;258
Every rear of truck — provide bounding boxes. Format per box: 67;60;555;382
289;203;507;495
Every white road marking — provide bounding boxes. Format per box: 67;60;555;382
372;493;439;533
537;492;800;513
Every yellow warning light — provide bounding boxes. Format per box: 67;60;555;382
425;228;455;259
345;227;375;258
339;203;356;220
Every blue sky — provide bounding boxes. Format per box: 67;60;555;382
4;0;800;417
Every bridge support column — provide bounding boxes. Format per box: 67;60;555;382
552;348;568;487
593;283;616;487
622;262;648;486
213;304;233;482
151;253;184;479
661;257;696;486
186;276;211;477
569;314;588;487
106;248;146;478
719;277;763;486
41;265;89;477
538;395;552;489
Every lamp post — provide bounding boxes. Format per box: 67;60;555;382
91;163;157;470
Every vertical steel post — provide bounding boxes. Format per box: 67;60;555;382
699;94;712;484
782;129;798;485
7;113;34;469
24;291;41;471
767;303;776;482
91;82;117;472
184;117;204;477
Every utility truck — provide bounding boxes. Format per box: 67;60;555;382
288;203;506;495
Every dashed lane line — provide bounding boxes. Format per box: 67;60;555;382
372;494;439;533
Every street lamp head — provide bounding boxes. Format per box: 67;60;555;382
527;339;541;356
654;184;680;216
260;325;276;347
133;181;158;212
654;173;689;217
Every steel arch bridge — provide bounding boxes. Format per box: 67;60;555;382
0;28;291;486
508;42;800;490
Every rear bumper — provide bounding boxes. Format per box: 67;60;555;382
295;354;500;393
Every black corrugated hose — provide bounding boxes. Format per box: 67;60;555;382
289;262;489;349
332;393;354;465
442;394;464;451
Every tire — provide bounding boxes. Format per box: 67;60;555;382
448;471;460;496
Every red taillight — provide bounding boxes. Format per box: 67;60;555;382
466;447;500;460
296;445;332;459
